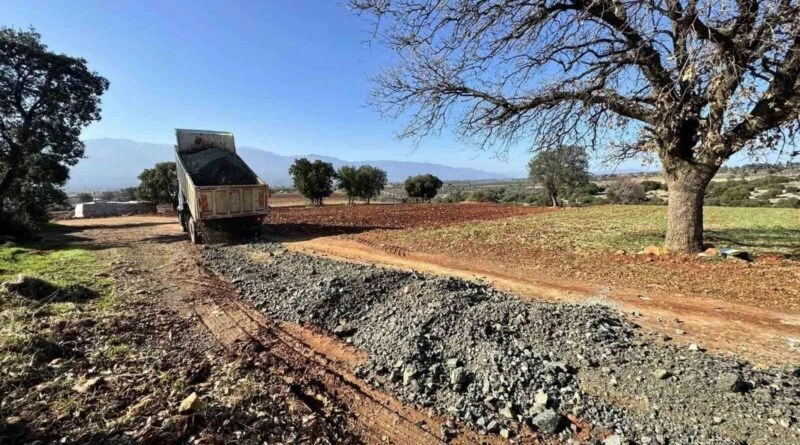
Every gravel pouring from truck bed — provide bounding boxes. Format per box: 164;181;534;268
203;243;800;444
181;147;259;186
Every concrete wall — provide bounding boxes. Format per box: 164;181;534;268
73;201;157;218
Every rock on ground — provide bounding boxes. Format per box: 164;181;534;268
204;243;800;444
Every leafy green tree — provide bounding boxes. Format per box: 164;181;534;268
336;165;359;204
354;165;387;204
404;174;443;202
338;165;388;204
77;192;93;203
0;27;109;227
289;158;336;206
137;162;178;208
115;187;138;201
528;146;590;207
99;190;114;201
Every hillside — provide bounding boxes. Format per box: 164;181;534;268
66;138;512;191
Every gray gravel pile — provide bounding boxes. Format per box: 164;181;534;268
181;147;259;186
203;243;800;444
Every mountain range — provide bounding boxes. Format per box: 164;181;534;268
66;138;514;191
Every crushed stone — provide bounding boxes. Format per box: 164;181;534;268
180;147;258;186
204;242;800;444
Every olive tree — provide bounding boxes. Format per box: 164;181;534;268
289;158;336;206
404;174;443;202
528;145;590;207
336;165;360;204
0;27;109;222
352;0;800;252
355;165;388;204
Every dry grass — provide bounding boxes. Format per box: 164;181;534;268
393;205;800;255
368;205;800;311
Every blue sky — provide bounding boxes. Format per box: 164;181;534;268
4;1;540;174
3;1;770;176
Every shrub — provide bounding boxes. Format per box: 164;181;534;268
439;189;466;203
718;186;752;204
606;179;647;204
525;191;553;206
740;199;771;207
499;189;529;203
750;175;792;188
644;197;667;205
774;197;800;208
468;188;502;203
760;189;781;199
571;182;604;195
640;180;664;192
114;187;138;201
569;195;599;206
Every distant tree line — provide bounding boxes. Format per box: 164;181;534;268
75;187;139;204
288;159;449;206
433;173;799;209
288;158;390;206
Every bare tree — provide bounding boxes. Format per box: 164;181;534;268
351;0;800;252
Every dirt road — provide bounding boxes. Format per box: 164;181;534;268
286;236;800;366
49;214;800;444
54;216;504;444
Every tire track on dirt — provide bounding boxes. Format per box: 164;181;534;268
55;217;504;444
178;254;493;445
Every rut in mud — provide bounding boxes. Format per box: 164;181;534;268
204;242;800;445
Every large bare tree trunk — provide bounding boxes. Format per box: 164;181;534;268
663;158;719;253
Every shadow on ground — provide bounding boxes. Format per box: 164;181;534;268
705;227;800;258
2;275;99;302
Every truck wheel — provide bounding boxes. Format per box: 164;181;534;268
179;211;189;233
188;216;203;244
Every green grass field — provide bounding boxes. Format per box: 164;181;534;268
0;246;107;287
395;205;800;256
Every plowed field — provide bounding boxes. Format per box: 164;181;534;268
268;202;552;234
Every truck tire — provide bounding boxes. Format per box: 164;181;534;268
188;216;203;244
179;210;189;233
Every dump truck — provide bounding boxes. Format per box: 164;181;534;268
175;129;269;244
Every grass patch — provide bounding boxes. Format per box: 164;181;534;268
0;246;109;289
395;205;800;255
95;291;119;312
106;343;133;359
0;244;109;382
